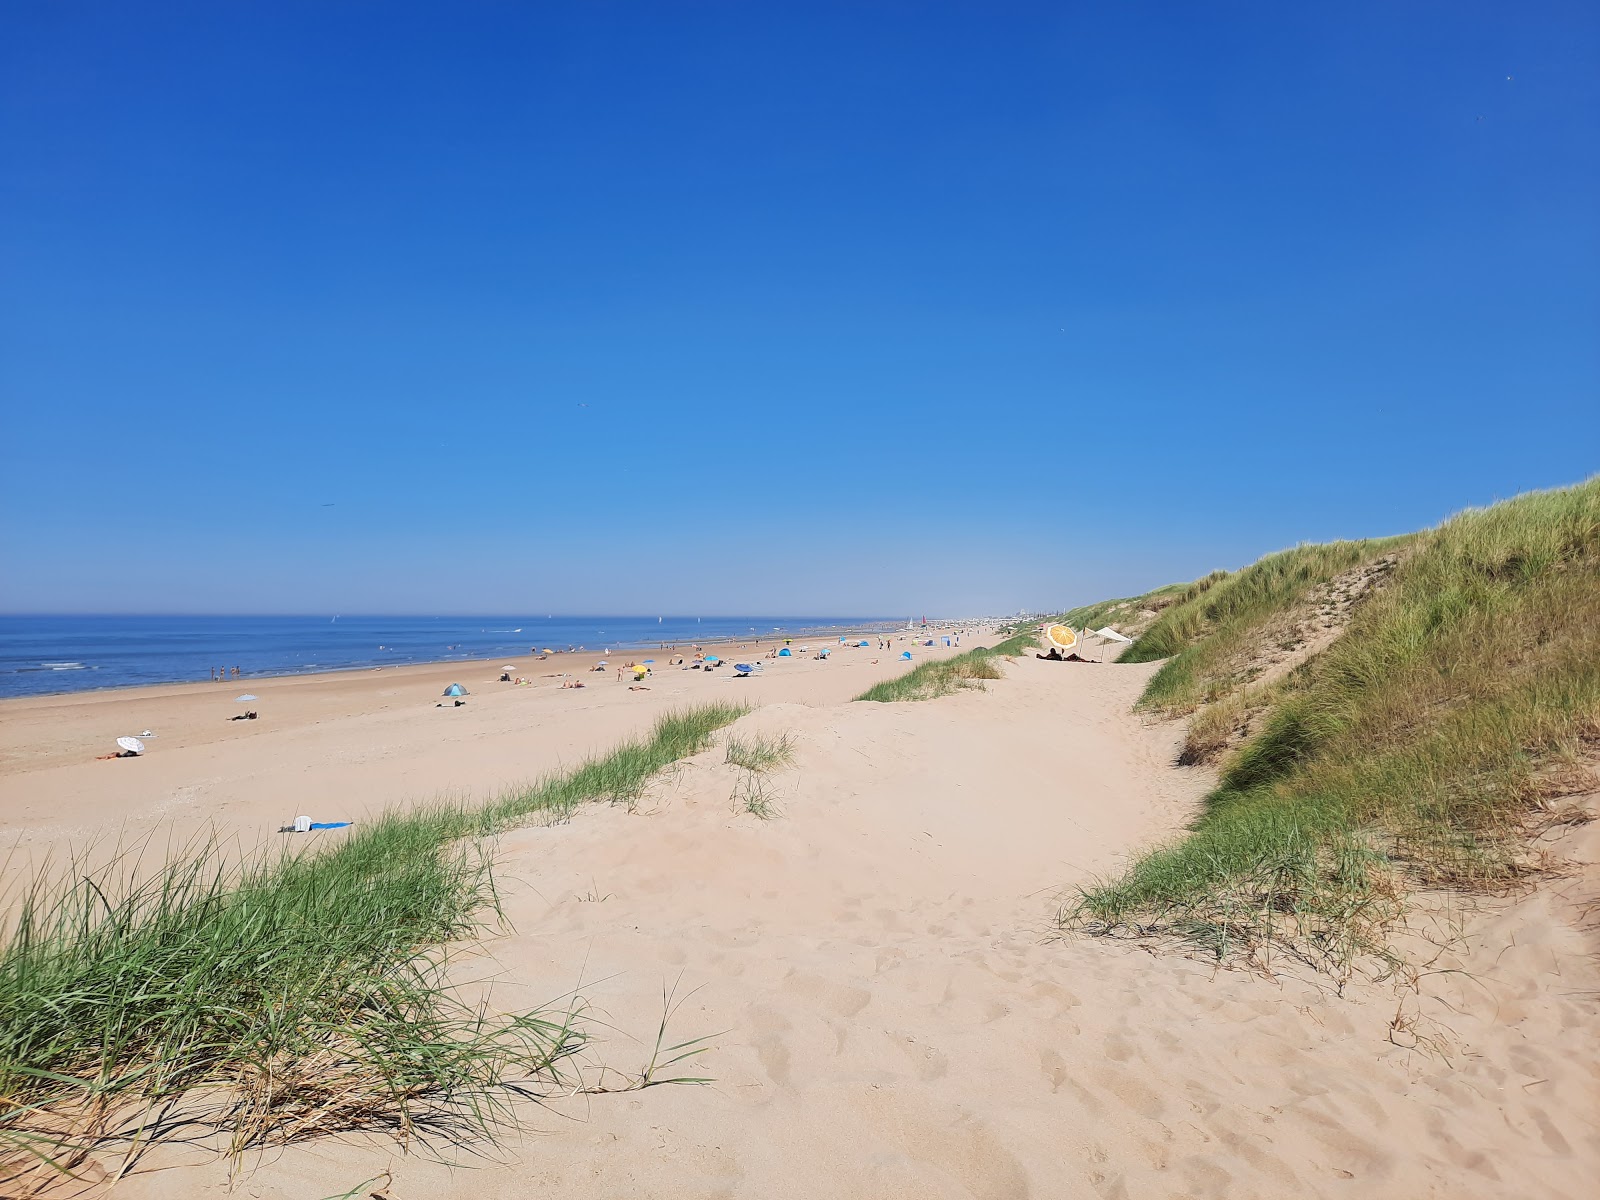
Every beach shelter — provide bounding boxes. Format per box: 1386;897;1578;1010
116;736;145;756
442;683;469;697
901;650;912;660
1083;625;1135;662
857;640;871;648
777;647;792;657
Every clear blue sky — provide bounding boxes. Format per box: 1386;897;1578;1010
3;2;1596;616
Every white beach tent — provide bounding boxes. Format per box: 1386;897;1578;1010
1084;626;1134;662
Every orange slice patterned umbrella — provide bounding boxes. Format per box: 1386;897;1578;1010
1045;624;1078;653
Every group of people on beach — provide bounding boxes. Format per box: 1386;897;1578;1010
210;666;242;681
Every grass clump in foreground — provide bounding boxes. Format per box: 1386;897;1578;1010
724;731;796;774
1069;478;1600;973
726;731;796;819
854;646;1006;703
0;702;746;1188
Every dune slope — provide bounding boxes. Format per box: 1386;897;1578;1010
118;655;1597;1200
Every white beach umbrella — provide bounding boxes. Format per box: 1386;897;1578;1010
235;694;259;703
116;736;145;755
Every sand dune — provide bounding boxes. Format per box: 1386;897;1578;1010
90;654;1597;1199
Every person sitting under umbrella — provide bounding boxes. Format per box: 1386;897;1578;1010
99;736;145;759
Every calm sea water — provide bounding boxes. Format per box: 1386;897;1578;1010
0;615;905;699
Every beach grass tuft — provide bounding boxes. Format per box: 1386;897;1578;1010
725;731;795;818
0;702;747;1185
1067;477;1600;972
854;647;1006;703
725;731;796;774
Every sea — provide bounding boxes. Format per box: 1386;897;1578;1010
0;614;908;700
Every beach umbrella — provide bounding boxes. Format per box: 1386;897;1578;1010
642;658;655;663
1044;624;1079;654
235;694;258;703
116;736;145;755
443;683;469;697
502;664;516;671
705;654;721;664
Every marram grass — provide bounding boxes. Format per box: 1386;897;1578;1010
854;647;1006;703
1068;478;1600;972
0;702;746;1186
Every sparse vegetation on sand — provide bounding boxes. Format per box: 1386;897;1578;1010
726;731;796;818
1068;479;1600;972
854;647;1006;703
724;730;796;775
0;703;746;1187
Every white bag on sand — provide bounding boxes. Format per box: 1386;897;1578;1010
293;815;312;833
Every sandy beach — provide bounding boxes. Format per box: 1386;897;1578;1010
4;639;1592;1198
0;630;962;857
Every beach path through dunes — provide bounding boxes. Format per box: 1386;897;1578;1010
115;656;1600;1199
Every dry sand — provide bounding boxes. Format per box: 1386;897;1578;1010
0;632;952;857
4;643;1595;1198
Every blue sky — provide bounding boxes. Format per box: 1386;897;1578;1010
3;2;1596;615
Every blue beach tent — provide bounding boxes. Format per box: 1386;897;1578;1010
442;683;469;697
901;651;913;660
777;647;792;657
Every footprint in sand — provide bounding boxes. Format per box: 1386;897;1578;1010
780;969;872;1018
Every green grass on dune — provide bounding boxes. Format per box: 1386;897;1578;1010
725;730;796;775
1060;582;1193;640
0;702;746;1184
1122;540;1412;711
854;647;1005;703
1070;478;1600;970
853;622;1042;704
